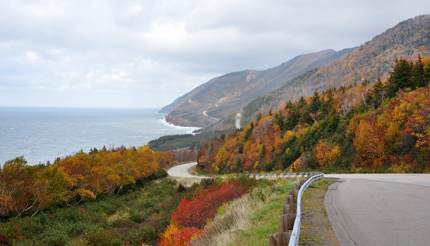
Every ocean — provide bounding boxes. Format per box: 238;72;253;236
0;107;199;165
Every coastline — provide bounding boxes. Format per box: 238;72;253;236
159;116;201;135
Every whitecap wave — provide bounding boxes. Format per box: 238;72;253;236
159;117;201;135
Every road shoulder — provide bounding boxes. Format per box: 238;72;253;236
300;178;340;246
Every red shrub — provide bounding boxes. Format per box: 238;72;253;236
171;182;248;228
0;234;8;245
158;224;202;246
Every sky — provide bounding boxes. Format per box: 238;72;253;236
0;0;429;108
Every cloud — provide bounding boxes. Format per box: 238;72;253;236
0;0;429;108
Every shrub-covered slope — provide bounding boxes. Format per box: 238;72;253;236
0;178;194;245
0;146;173;218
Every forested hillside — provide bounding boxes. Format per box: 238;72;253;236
197;57;430;173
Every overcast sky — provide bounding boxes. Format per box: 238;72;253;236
0;0;429;108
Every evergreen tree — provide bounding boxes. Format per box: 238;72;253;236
284;108;300;130
285;101;293;110
424;63;430;86
309;92;322;113
413;55;425;87
297;97;306;109
386;59;413;98
274;112;285;131
366;79;385;108
308;92;322;122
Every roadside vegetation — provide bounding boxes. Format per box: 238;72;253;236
158;177;253;246
197;57;430;173
0;178;198;245
191;178;295;246
0;173;261;245
0;146;174;219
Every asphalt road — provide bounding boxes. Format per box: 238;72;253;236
167;162;209;179
324;174;430;246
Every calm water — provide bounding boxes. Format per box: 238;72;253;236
0;107;199;164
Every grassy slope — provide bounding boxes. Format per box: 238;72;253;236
229;179;293;245
0;179;196;246
235;198;285;244
191;179;294;246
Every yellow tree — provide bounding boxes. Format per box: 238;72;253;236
352;118;385;168
315;140;341;167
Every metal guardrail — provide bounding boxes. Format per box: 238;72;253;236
248;172;312;179
247;171;324;245
288;173;324;246
248;172;324;245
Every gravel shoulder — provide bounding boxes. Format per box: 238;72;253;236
300;178;339;246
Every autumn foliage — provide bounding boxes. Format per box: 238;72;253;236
197;56;430;173
172;182;249;228
159;181;249;245
314;140;341;167
350;87;430;171
158;224;202;246
0;234;8;245
0;146;174;218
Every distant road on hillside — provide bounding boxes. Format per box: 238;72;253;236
325;174;430;246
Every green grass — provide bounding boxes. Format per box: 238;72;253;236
0;178;197;246
229;179;293;246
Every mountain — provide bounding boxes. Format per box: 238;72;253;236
161;49;351;127
163;14;430;130
243;15;430;121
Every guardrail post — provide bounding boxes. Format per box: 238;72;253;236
280;213;296;232
268;173;323;246
269;232;291;246
283;203;290;214
290;189;297;201
287;194;296;213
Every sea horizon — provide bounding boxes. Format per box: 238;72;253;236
0;107;199;165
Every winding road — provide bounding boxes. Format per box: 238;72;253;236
202;109;219;122
167;162;209;179
324;174;430;246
